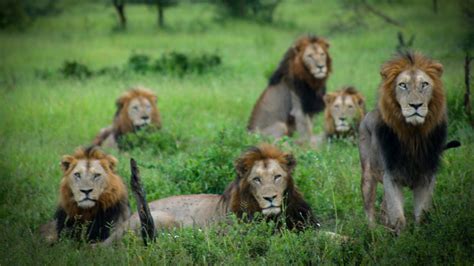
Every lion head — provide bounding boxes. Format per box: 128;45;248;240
379;52;445;140
59;146;127;218
114;87;161;136
223;144;319;230
291;36;332;80
324;86;366;136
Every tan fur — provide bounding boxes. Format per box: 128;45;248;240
248;36;332;143
103;144;318;245
323;86;366;138
358;52;447;233
93;86;162;148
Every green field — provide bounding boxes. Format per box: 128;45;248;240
1;0;473;264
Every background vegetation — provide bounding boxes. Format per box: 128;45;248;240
0;0;473;264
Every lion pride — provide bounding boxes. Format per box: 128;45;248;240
102;144;320;245
93;87;161;149
323;86;366;138
359;52;459;234
248;36;332;144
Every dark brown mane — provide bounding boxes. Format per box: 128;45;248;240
221;144;320;230
268;35;332;115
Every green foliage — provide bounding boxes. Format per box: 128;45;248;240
215;0;282;23
59;60;93;79
0;0;60;29
118;126;185;155
1;0;473;264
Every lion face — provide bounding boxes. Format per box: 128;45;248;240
126;97;153;130
114;87;161;135
61;148;118;209
302;43;329;79
395;69;434;125
324;87;365;133
247;159;288;215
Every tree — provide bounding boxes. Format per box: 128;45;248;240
112;0;126;29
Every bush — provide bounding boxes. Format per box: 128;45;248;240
59;60;93;79
0;0;60;29
214;0;282;23
118;126;185;155
153;52;221;76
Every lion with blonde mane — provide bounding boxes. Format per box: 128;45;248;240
248;36;331;143
40;146;130;243
359;52;459;234
323;86;366;138
102;144;320;245
93;87;161;148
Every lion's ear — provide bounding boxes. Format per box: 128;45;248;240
431;62;443;77
106;155;118;172
234;158;247;178
319;38;330;49
284;154;296;173
60;155;75;173
356;94;366;107
115;94;128;111
323;94;334;105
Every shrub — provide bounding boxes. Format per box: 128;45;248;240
118;126;185;155
59;60;93;79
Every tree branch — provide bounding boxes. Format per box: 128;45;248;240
361;0;403;27
130;158;156;246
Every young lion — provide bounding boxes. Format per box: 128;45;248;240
359;52;459;234
93;87;161;149
323;86;366;139
248;36;332;144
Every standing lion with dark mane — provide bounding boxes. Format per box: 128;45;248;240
359;52;459;234
248;36;332;144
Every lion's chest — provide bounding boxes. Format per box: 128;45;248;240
375;122;447;188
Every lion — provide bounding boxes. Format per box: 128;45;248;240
247;36;332;144
39;146;130;243
102;144;320;245
323;86;366;139
93;87;161;149
358;52;459;234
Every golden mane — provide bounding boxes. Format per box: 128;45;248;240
324;86;366;136
378;52;446;144
222;144;318;230
269;35;332;90
113;87;161;136
59;146;128;220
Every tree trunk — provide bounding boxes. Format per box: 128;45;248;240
433;0;438;14
464;52;472;123
158;4;164;27
130;158;156;246
112;0;126;29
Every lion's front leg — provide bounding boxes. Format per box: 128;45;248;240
290;91;313;142
383;173;405;234
413;176;435;223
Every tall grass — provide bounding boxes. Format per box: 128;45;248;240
0;0;473;264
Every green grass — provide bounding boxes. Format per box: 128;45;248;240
1;0;473;264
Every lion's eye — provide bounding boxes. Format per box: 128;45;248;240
73;172;81;179
93;173;101;180
334;104;340;109
252;177;261;183
348;105;354;109
133;106;139;111
399;83;407;90
421;81;429;88
274;174;282;181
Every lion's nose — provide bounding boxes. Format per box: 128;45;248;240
141;115;150;120
80;189;93;196
409;103;423;110
339;117;346;121
317;64;325;69
263;195;277;203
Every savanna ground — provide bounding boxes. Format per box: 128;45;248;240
1;0;473;264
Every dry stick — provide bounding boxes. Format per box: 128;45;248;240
130;158;156;246
361;0;403;27
464;52;473;126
